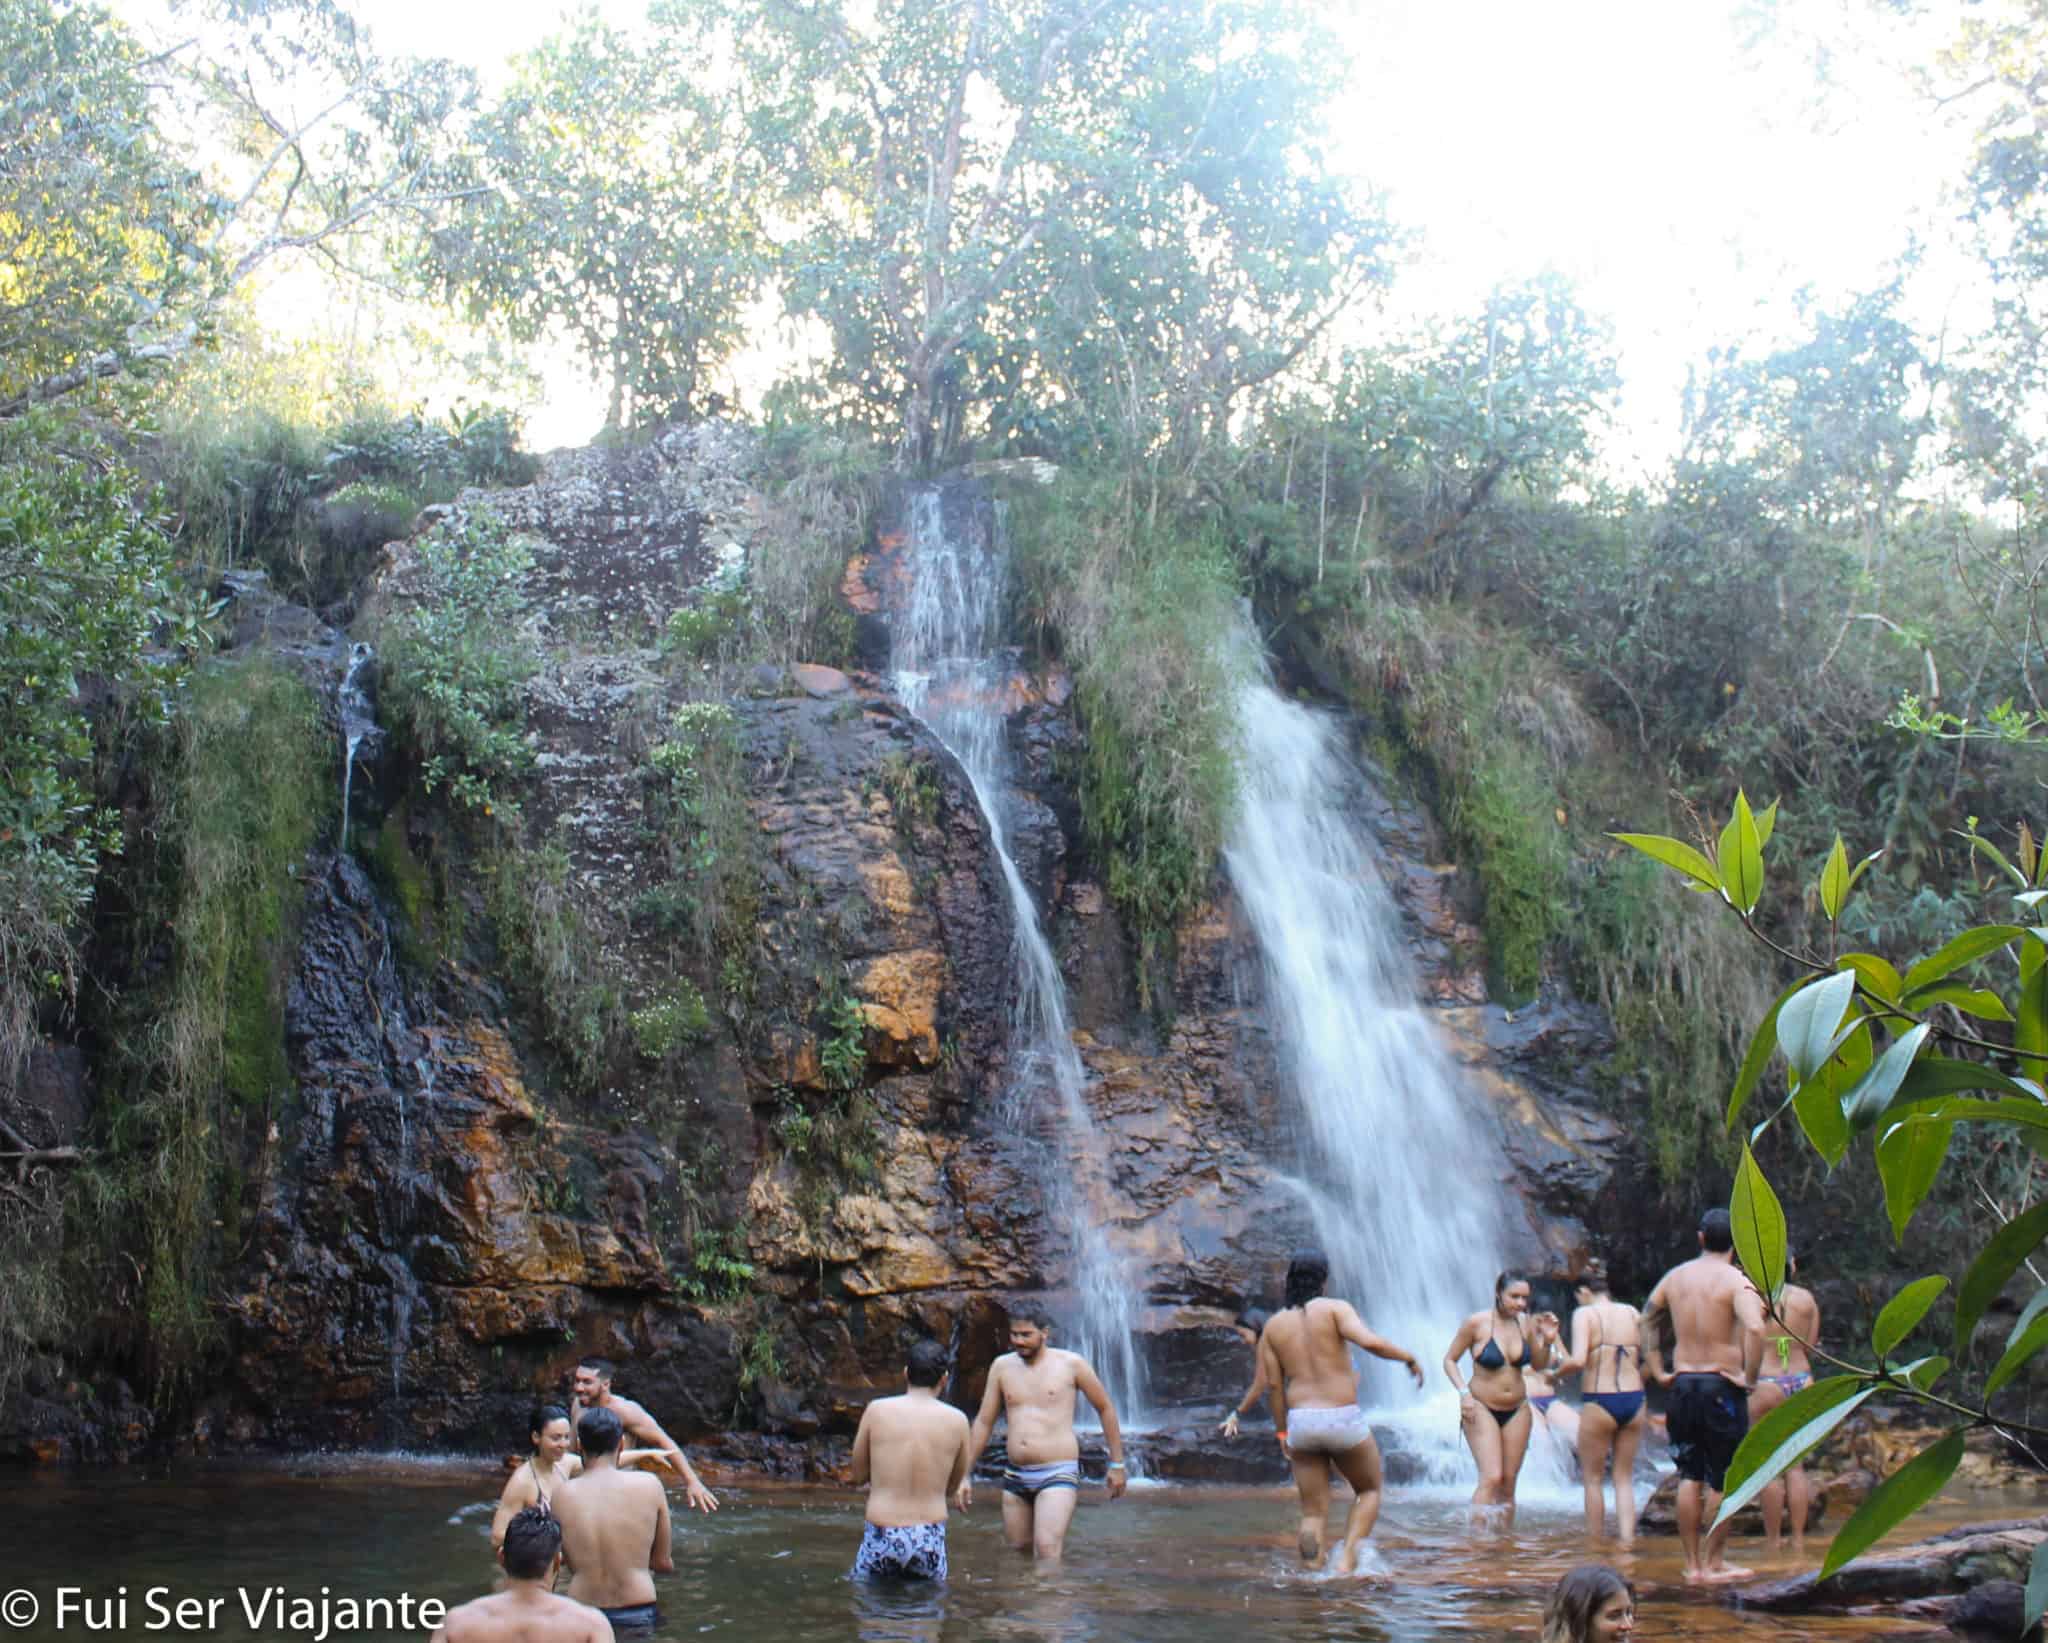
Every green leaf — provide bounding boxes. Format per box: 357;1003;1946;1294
2007;1286;2048;1357
1891;1058;2042;1109
1900;925;2025;996
1731;1145;1786;1298
1718;791;1765;915
2027;1539;2048;1633
1984;1312;2048;1398
1726;978;1810;1130
1778;970;1858;1083
1838;951;1904;1005
1713;1375;1877;1526
1876;1114;1953;1242
1793;1075;1852;1165
1611;831;1721;893
2019;960;2048;1077
1846;847;1885;897
1899;1354;1950;1391
1871;1275;1947;1359
1841;1025;1932;1131
1954;1199;2048;1352
1898;983;2013;1021
1820;834;1850;921
1820;1431;1965;1578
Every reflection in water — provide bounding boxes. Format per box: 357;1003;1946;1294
8;1463;1967;1643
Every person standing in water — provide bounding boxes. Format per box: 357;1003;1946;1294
435;1507;613;1643
961;1307;1126;1561
1218;1307;1271;1439
572;1357;719;1514
492;1405;584;1555
849;1339;972;1581
1258;1248;1426;1573
1749;1247;1822;1551
551;1407;672;1635
1643;1207;1767;1584
1444;1271;1556;1519
1555;1259;1645;1540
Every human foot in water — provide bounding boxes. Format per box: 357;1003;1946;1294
1298;1526;1324;1568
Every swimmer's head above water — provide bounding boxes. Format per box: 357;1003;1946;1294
528;1404;574;1461
906;1337;951;1391
1007;1306;1055;1360
1283;1249;1329;1309
1698;1208;1734;1254
1232;1307;1270;1347
578;1405;624;1459
1494;1271;1531;1315
573;1355;616;1406
501;1505;564;1584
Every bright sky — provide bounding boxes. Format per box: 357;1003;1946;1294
120;0;1984;464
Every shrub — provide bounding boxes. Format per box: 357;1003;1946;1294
630;986;715;1058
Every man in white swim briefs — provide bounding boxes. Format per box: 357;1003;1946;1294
1258;1247;1425;1574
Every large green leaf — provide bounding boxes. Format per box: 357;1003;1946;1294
2006;1286;2048;1356
1899;925;2025;997
1778;970;1858;1083
2019;959;2048;1078
1871;1275;1948;1359
1876;1114;1953;1242
1719;791;1765;915
1890;1058;2042;1109
1820;834;1850;921
1731;1145;1786;1299
1611;832;1721;893
2027;1539;2048;1632
1838;951;1903;1005
1726;978;1810;1130
1896;984;2013;1022
1793;1075;1852;1165
1954;1199;2048;1352
1901;1354;1950;1391
1841;1025;1931;1131
1983;1312;2048;1398
1713;1375;1876;1526
1820;1431;1966;1577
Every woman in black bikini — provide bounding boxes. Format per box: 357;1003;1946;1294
491;1404;583;1554
1443;1271;1554;1516
1555;1259;1645;1541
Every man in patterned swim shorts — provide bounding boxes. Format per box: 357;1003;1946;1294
850;1339;972;1581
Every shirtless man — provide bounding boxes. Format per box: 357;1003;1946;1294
433;1506;613;1643
572;1357;718;1514
961;1307;1126;1561
1749;1247;1822;1552
1643;1206;1767;1584
551;1407;672;1635
849;1338;972;1581
1258;1248;1425;1574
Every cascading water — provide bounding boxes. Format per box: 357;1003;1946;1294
889;487;1147;1423
337;642;381;849
1226;661;1573;1495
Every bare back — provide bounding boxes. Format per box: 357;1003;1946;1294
1769;1284;1821;1377
1262;1298;1363;1409
1652;1254;1763;1382
988;1349;1083;1466
434;1589;613;1643
552;1467;671;1609
1573;1300;1643;1394
854;1393;970;1527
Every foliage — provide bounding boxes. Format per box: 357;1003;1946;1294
486;835;625;1093
673;1223;753;1305
642;702;758;963
819;993;868;1094
743;421;883;667
376;509;536;820
629;987;714;1060
1619;798;2048;1579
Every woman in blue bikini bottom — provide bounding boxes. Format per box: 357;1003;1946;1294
1560;1262;1646;1542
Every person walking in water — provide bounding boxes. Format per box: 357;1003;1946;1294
1555;1259;1645;1541
492;1405;584;1555
551;1407;672;1634
961;1307;1126;1561
434;1507;613;1643
1643;1207;1767;1584
1219;1307;1271;1438
1258;1248;1426;1573
1749;1246;1822;1552
572;1356;719;1514
1444;1271;1555;1520
849;1339;972;1581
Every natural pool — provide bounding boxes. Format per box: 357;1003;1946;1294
11;1457;2008;1641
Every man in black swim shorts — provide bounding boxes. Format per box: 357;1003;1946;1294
1644;1207;1766;1584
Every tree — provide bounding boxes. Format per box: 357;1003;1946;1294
1617;796;2048;1598
425;11;765;428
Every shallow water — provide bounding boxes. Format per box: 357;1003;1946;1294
7;1460;1990;1641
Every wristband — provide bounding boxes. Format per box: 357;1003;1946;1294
1106;1461;1126;1471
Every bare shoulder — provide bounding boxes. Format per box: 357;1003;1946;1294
1055;1347;1090;1379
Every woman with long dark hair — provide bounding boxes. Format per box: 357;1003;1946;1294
1540;1563;1636;1643
491;1404;583;1552
1443;1270;1556;1518
1555;1258;1646;1540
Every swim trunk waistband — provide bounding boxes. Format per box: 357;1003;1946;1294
851;1519;948;1582
1762;1371;1812;1396
1287;1403;1374;1454
599;1603;660;1632
1002;1459;1082;1501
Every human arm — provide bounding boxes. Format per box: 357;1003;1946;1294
1641;1280;1673;1386
849;1405;873;1489
489;1467;534;1553
650;1487;675;1576
1556;1306;1591;1380
620;1401;718;1513
1259;1329;1289;1451
1221;1355;1268;1436
1338;1301;1424;1389
1442;1314;1476;1397
1530;1311;1562;1369
957;1361;1005;1511
1075;1358;1126;1500
1736;1279;1767;1388
586;1614;615;1643
946;1415;972;1505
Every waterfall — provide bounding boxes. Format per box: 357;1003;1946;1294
888;486;1147;1423
1226;665;1518;1484
337;642;381;849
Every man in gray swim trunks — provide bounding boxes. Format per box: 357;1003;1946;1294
1259;1248;1425;1574
961;1306;1126;1560
849;1339;972;1581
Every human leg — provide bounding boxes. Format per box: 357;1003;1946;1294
1030;1483;1081;1561
1611;1406;1642;1542
1461;1401;1508;1506
1676;1478;1706;1578
1786;1463;1811;1551
1000;1487;1035;1553
1496;1402;1534;1520
1328;1437;1385;1574
1290;1450;1333;1566
1748;1379;1787;1550
1577;1402;1616;1538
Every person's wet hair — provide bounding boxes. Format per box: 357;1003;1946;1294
1495;1270;1529;1301
1234;1307;1270;1337
1576;1258;1609;1294
502;1505;563;1581
906;1339;950;1388
1284;1250;1329;1309
528;1403;571;1447
1699;1207;1734;1253
578;1405;624;1457
577;1355;616;1381
1539;1562;1633;1643
1018;1305;1055;1332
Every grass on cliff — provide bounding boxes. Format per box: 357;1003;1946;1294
1006;472;1244;1008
